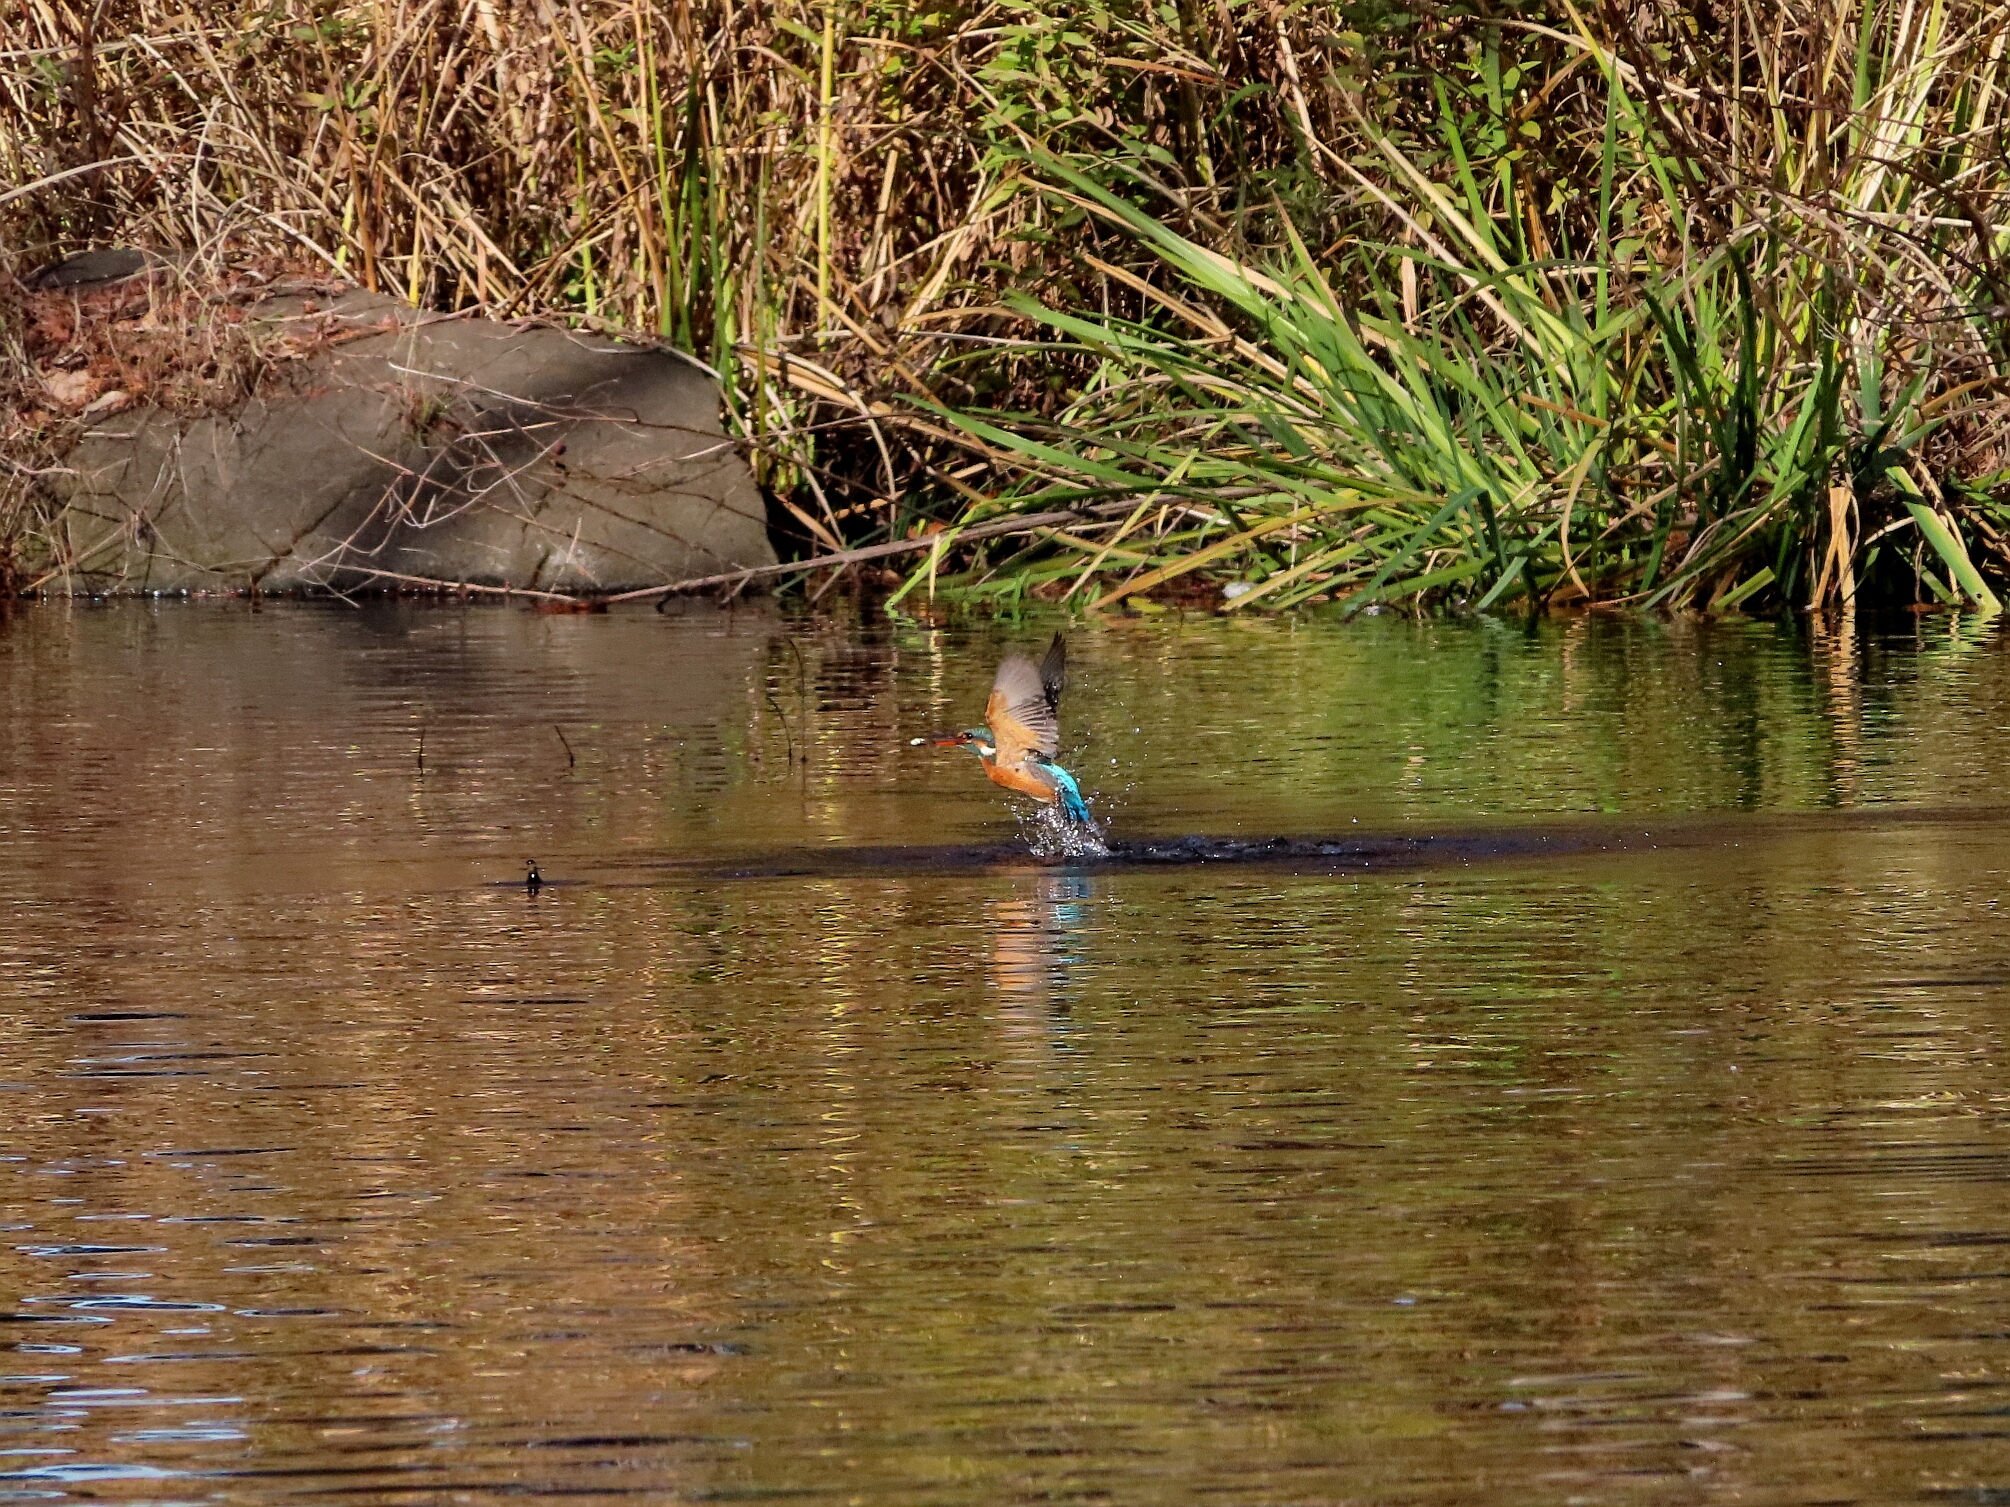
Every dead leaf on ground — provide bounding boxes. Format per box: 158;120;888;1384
41;368;94;407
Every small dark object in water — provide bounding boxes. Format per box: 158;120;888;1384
525;858;543;894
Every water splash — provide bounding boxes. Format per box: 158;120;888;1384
1016;799;1110;862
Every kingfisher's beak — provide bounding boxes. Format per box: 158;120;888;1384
912;732;967;747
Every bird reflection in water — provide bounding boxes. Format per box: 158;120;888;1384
988;873;1092;1044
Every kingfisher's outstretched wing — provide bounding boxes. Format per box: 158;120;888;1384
985;633;1066;763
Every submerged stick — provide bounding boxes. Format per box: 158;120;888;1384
764;691;795;765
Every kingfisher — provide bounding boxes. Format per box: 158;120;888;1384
916;633;1093;825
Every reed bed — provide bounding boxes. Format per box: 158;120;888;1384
6;0;2010;613
920;1;2010;615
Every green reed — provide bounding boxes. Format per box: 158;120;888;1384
910;4;2010;615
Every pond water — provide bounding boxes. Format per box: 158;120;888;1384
2;599;2009;1504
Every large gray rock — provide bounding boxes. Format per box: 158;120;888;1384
46;288;774;594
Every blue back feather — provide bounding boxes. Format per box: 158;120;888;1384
1044;761;1092;824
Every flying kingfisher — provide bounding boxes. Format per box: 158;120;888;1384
915;633;1093;826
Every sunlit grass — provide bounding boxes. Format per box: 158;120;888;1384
913;4;2010;615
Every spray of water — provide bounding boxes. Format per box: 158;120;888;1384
1015;798;1110;861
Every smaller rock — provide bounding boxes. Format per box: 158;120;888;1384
80;389;130;418
28;249;151;292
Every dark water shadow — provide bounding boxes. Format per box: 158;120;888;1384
639;804;2010;883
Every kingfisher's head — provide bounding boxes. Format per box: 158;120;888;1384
919;727;995;762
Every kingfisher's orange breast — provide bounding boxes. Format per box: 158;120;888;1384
983;759;1057;803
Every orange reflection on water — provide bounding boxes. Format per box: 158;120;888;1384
987;874;1090;1041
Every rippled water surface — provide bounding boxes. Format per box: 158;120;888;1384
3;601;2010;1504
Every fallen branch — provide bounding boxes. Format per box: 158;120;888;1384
598;506;1112;604
307;565;581;601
